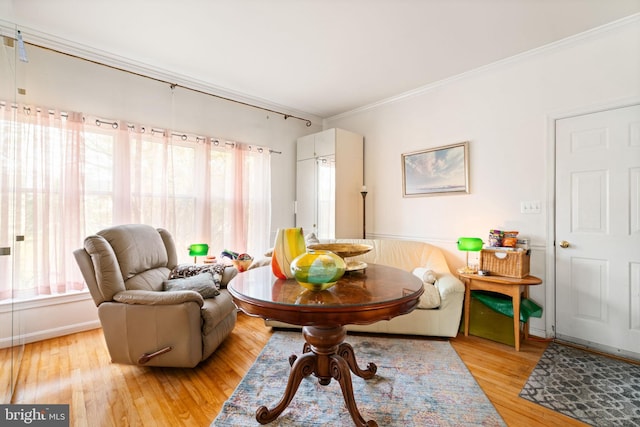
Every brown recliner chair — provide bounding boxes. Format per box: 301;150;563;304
73;224;237;368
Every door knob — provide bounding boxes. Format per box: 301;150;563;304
559;240;570;248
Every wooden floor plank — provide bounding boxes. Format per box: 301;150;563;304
7;312;588;426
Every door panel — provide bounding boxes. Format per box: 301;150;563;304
571;170;607;233
555;104;640;359
571;257;607;321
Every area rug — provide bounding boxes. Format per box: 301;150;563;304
519;342;640;426
212;331;505;426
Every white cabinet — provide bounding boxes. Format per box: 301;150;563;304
295;128;363;239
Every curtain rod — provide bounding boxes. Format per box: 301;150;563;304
23;40;313;127
2;101;283;155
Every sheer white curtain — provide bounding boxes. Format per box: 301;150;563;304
204;141;271;258
0;104;86;299
0;103;273;301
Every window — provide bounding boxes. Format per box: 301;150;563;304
0;103;271;300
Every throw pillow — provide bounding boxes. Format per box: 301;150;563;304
422;269;437;284
412;267;440;308
164;272;220;299
169;263;226;290
412;267;437;284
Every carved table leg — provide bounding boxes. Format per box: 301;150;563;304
256;352;317;424
338;342;377;379
330;354;378;427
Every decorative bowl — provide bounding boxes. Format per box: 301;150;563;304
306;243;373;259
230;258;253;272
290;250;346;291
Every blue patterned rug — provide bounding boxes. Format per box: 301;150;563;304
520;342;640;426
212;331;505;426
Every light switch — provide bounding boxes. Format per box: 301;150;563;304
520;200;541;214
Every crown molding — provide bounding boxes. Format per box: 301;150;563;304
327;13;640;122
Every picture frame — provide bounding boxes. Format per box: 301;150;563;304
402;141;469;197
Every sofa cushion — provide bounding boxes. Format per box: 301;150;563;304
164;272;220;299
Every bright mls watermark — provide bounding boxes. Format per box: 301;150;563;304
1;405;69;426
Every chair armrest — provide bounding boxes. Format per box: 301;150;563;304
434;274;465;299
113;290;204;307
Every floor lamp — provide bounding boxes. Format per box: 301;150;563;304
360;186;368;238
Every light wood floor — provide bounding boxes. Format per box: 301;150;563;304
7;313;585;427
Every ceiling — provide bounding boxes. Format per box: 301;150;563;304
2;0;640;119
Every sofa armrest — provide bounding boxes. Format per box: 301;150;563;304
434;273;465;299
113;289;204;307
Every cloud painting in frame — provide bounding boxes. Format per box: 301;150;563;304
402;141;469;197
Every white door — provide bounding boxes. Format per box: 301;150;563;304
555;104;640;359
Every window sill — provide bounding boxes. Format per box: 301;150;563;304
0;291;92;313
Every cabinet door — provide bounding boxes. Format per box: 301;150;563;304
296;134;316;161
295;158;317;235
314;129;335;158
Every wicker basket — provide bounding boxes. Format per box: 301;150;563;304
480;249;530;278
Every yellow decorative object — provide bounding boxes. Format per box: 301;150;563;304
271;228;306;279
290;250;346;291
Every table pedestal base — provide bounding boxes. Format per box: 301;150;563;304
255;325;378;427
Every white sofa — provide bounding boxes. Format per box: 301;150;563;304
264;238;465;337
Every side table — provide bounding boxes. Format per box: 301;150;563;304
458;273;542;351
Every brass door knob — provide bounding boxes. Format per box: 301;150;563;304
559;240;570;248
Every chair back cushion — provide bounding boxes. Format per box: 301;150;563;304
83;224;178;302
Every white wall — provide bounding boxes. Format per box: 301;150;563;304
325;17;640;337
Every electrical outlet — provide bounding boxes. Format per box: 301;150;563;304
520;200;541;214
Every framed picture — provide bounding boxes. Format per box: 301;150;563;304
402;141;469;197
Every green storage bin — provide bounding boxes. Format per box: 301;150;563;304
460;293;516;346
459;291;543;346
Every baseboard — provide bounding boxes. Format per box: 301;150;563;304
0;320;101;348
0;292;100;348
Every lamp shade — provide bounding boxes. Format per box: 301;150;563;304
189;243;209;257
457;237;483;252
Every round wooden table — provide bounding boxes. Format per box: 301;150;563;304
228;264;424;427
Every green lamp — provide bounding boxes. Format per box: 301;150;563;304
457;237;483;274
189;243;209;263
